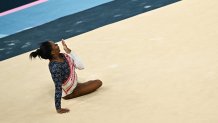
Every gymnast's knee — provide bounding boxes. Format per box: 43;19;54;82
95;79;103;88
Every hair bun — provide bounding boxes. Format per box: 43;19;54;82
36;49;41;55
29;49;41;59
29;41;52;60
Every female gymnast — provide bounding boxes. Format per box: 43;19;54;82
29;39;102;114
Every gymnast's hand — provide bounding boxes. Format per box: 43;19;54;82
57;108;70;114
62;39;71;54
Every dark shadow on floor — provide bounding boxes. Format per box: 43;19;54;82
0;0;180;61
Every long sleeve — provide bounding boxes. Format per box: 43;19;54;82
69;51;85;70
49;64;63;110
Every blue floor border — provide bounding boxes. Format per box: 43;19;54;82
0;0;180;61
0;0;113;38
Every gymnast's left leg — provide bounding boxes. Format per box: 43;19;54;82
63;79;102;100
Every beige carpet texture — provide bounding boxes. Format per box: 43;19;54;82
0;0;218;122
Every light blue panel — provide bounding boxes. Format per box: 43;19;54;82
0;0;113;38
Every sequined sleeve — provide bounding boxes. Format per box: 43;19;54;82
49;63;63;110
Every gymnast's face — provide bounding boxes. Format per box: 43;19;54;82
49;41;60;55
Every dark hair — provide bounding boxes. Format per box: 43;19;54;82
29;41;53;60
